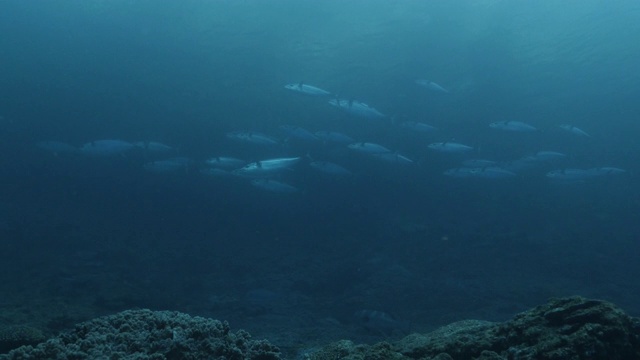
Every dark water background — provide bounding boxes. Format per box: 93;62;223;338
0;0;639;355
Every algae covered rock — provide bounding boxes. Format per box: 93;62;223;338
309;296;640;360
0;326;46;354
0;309;281;360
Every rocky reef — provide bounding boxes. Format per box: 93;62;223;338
1;296;639;360
304;296;640;360
0;309;281;360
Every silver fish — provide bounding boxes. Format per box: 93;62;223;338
226;131;279;146
205;156;246;169
428;142;473;153
280;125;320;142
134;141;174;155
546;168;595;182
399;121;437;133
234;157;301;177
309;161;352;176
143;157;191;173
415;79;449;93
348;142;392;154
251;179;299;193
284;82;331;96
489;121;537;132
80;140;135;157
373;152;415;165
329;99;386;119
559;124;591;137
314;131;355;144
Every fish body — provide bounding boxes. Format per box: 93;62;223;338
329;99;386;119
143;157;191;173
284;82;331;96
531;151;566;162
489;121;537;132
559;124;591;137
445;167;515;179
587;167;626;177
280;125;320;142
373;152;414;165
415;79;449;93
80;140;135;157
134;141;174;155
428;142;473;153
314;131;355;144
546;168;595;181
234;157;301;177
226;131;279;146
399;121;437;133
462;159;496;168
309;161;352;176
200;168;234;178
348;142;392;154
251;179;299;193
205;156;246;169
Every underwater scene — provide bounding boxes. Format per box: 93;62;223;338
0;0;640;358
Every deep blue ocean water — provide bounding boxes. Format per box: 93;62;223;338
0;0;639;355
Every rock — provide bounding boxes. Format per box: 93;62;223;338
0;326;46;354
308;296;640;360
0;309;281;360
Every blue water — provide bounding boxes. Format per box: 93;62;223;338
1;0;639;355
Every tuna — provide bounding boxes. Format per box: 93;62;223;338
226;131;280;146
348;142;392;154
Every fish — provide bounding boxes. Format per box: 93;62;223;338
143;157;191;173
284;82;332;96
489;121;537;132
233;157;301;177
133;141;175;155
309;161;353;176
546;168;595;182
559;124;591;137
428;141;473;153
251;179;299;193
314;131;355;145
226;131;280;146
347;142;392;154
80;140;135;157
204;156;246;170
415;79;449;93
373;152;415;166
444;167;516;179
36;141;78;155
200;168;234;178
530;151;567;162
399;121;437;133
328;99;386;119
462;159;497;168
279;125;320;142
586;167;627;177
